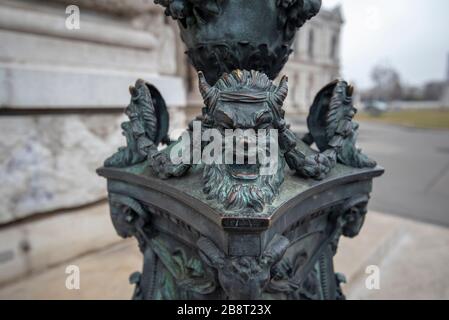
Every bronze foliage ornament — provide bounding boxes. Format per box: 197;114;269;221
105;70;376;213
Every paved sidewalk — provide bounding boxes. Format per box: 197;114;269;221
335;212;449;300
0;211;448;299
0;240;141;300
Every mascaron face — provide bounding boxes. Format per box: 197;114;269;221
211;100;275;181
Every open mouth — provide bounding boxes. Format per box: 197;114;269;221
228;164;259;180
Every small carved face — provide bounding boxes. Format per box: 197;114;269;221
203;99;284;213
212;100;276;180
197;235;290;300
217;256;270;300
199;70;288;213
342;203;368;238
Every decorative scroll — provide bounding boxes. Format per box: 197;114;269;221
104;79;191;179
305;80;377;169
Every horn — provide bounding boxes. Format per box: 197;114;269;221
346;83;354;97
129;85;137;97
198;71;212;101
275;75;289;106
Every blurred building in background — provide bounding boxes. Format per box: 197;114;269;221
0;0;342;294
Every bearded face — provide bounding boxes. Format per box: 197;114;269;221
198;70;289;214
201;89;285;214
203;157;285;214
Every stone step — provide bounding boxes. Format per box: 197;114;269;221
0;202;120;286
0;240;140;300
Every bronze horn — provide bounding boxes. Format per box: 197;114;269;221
274;75;289;108
198;71;212;101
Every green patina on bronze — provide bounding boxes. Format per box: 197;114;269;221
98;0;384;300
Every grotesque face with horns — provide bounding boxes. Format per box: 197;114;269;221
198;70;288;214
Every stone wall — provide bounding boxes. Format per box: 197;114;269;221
0;0;186;224
0;114;124;223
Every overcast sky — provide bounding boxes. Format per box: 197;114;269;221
322;0;449;89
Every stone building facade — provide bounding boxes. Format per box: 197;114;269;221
0;0;186;224
0;0;342;288
0;0;186;286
